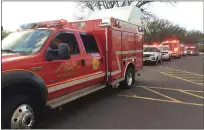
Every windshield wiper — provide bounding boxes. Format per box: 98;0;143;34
2;49;18;53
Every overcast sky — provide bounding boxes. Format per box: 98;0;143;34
2;1;203;32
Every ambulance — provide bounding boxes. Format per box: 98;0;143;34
185;44;199;56
1;6;144;129
160;40;182;58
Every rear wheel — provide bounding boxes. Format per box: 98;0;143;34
2;95;39;129
121;66;135;89
178;54;181;58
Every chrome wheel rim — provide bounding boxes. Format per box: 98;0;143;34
127;71;133;86
11;104;34;129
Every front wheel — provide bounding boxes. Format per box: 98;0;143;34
154;58;159;65
159;58;162;63
168;55;171;61
121;66;135;89
2;95;39;129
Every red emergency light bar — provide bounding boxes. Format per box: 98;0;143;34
20;19;68;29
185;46;195;49
162;40;179;43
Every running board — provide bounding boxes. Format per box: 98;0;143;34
47;84;106;109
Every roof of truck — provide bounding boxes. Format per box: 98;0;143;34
85;6;142;26
19;27;89;34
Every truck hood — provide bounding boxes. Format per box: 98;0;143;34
2;53;27;63
2;52;34;71
143;52;156;55
161;50;169;53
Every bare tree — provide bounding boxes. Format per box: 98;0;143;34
73;1;176;28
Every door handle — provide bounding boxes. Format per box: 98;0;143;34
100;57;103;63
81;59;85;67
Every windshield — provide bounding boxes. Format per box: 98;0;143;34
144;47;156;52
161;43;169;46
187;48;194;50
2;29;52;55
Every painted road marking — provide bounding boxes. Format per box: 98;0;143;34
137;86;204;93
140;86;182;103
161;72;204;87
118;85;204;107
189;80;204;82
176;76;204;78
145;67;204;87
138;85;204;100
118;94;204;107
179;90;204;99
159;66;204;76
165;73;203;77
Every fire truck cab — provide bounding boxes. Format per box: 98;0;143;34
185;44;199;56
1;6;144;129
161;40;181;58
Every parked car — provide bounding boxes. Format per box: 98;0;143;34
143;45;162;65
158;45;172;61
183;47;187;56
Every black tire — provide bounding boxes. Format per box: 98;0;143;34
121;66;135;89
2;95;39;129
159;58;162;64
168;55;171;61
154;57;158;65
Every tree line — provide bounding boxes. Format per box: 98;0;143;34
144;19;204;45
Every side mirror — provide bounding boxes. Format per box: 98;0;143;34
45;49;57;61
45;43;71;61
58;43;71;60
138;26;144;32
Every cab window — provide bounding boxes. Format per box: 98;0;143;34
50;32;80;55
80;33;99;53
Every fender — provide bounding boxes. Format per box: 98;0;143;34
2;70;47;104
123;61;135;77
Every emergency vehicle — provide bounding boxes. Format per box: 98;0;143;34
185;44;199;56
1;6;144;129
143;45;162;65
158;45;172;61
180;44;187;56
160;40;181;58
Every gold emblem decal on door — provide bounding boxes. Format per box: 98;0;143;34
92;58;100;70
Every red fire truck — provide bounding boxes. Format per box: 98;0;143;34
185;44;199;56
160;40;182;58
1;6;144;129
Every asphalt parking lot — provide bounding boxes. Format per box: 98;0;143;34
38;54;204;129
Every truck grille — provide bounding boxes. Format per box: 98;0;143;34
143;54;151;57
